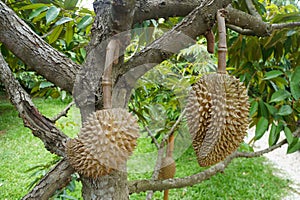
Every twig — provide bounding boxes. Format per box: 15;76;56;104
245;0;262;20
160;108;187;148
145;108;186;199
145;126;160;149
226;24;256;36
272;22;300;30
235;139;287;158
50;101;75;123
129;139;288;194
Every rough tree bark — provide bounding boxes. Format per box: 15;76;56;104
1;0;299;199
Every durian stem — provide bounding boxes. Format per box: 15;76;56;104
166;134;175;157
102;39;120;109
205;29;215;54
217;9;227;73
163;134;175;200
163;190;169;200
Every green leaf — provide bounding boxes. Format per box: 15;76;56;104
268;122;280;146
287;139;300;154
39;81;54;89
255;117;269;140
269;89;291;103
284;126;294;145
291;66;300;100
259;99;269;118
48;25;63;44
29;6;48;20
20;3;50;10
46;6;60;24
249;100;258;117
264;103;277;116
64;0;78;10
77;15;93;30
65;22;74;45
80;48;86;59
263;70;283;80
54;17;73;27
277;105;293;116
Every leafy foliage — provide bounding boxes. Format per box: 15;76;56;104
229;1;300;152
1;0;94;99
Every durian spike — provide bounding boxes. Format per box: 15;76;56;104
217;9;227;74
102;39;120;109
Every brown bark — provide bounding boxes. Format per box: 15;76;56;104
0;1;80;93
22;159;74;200
0;53;69;156
128;139;287;194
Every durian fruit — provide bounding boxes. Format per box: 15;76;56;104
158;156;176;180
186;73;249;167
66;108;139;178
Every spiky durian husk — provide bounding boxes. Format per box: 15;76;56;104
186;73;249;167
66;108;140;178
158;156;176;180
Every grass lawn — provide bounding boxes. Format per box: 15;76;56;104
0;94;289;199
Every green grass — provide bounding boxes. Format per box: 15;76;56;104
0;95;290;199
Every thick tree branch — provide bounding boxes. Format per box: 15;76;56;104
113;0;232;108
245;0;262;20
225;6;272;37
134;0;203;23
22;159;74;200
128;139;288;194
0;53;69;157
0;1;80;93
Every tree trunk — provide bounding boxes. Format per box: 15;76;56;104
73;1;136;199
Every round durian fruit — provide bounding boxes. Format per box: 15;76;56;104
66;108;140;178
186;73;249;167
158;156;176;180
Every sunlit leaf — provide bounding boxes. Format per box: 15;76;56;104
255;117;269;140
48;25;63;44
65;22;74;45
29;6;48;20
46;6;60;24
54;17;73;27
39;81;54;89
263;70;283;80
20;3;50;10
269;89;291;103
77;15;93;30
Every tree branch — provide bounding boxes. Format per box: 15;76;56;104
245;0;262;20
112;0;232;108
49;101;75;123
226;24;257;36
0;1;80;93
22;159;74;200
128;139;287;194
0;52;69;157
225;6;272;37
272;22;300;29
